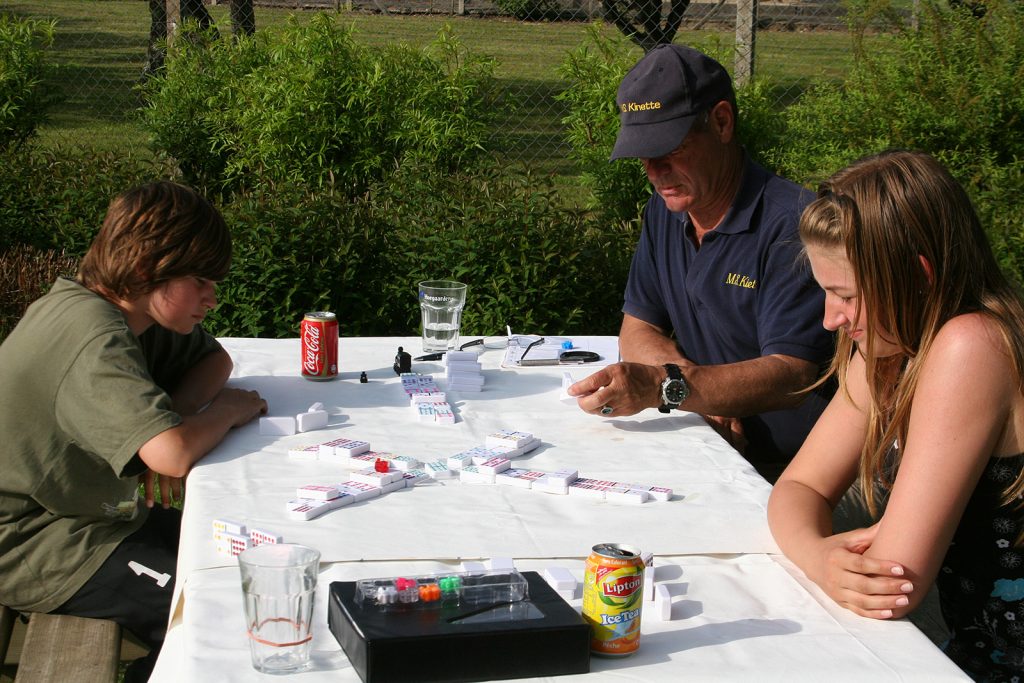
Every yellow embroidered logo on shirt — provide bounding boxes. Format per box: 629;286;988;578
725;273;757;289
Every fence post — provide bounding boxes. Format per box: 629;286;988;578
165;0;180;40
734;0;756;87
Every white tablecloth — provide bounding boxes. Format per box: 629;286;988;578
152;337;968;681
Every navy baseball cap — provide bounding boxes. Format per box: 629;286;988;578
611;44;734;160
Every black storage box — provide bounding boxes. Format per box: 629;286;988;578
328;570;591;682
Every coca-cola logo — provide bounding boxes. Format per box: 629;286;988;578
303;324;321;374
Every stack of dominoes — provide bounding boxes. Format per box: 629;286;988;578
445;351;484;392
401;374;458;424
286;464;432;520
448;430;673;504
287;436;372;463
212;518;283;556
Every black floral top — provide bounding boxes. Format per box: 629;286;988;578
938;453;1024;681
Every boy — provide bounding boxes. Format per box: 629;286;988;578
0;181;267;681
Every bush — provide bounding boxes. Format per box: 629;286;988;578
141;16;498;197
0;145;167;253
203;162;637;339
0;15;57;150
768;0;1024;280
206;184;389;338
494;0;557;21
557;24;648;227
369;161;637;337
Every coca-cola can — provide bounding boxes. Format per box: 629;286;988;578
300;311;338;381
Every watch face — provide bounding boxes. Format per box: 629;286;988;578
662;378;689;405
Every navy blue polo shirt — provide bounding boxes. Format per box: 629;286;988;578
623;157;835;466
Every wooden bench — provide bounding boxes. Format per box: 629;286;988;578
1;606;122;683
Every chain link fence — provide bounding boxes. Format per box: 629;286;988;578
11;0;858;166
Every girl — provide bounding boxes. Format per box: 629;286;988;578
768;150;1024;679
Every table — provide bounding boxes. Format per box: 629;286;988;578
151;336;967;682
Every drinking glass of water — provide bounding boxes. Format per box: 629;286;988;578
418;280;468;353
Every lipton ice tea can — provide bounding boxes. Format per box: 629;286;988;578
582;543;644;656
300;311;338;381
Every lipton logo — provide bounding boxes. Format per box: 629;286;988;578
620;100;662;113
602;575;641;598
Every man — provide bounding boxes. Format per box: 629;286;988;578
570;44;834;481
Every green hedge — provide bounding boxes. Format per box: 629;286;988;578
0;14;57;150
141;16;498;197
204;161;636;339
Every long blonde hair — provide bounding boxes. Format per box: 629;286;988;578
799;150;1024;515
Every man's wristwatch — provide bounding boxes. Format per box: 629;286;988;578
658;363;690;413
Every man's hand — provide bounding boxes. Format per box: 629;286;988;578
568;362;664;417
815;524;913;619
140;469;184;509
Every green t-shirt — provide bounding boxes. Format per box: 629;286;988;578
0;278;222;612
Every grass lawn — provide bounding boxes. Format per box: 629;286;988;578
7;0;862;169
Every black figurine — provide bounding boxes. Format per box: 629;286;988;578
393;346;412;375
359;371;368;383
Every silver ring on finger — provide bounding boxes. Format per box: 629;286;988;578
600;405;614;416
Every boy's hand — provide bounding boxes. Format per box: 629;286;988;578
140;469;184;509
214;388;268;427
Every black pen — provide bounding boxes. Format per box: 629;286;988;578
414;352;445;361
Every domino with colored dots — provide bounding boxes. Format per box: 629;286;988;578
212;518;246;539
485;430;534;450
296;484;340;501
433;403;456;424
388;455;422;472
495;468;545;489
401;469;431;487
249;528;283;547
628;484;673;502
447;452;476;470
605;487;649;505
288;444;321;461
416;403;436;423
337;481;382;502
535;468;579;494
459;465;495;485
477;456;511;475
286;498;335;521
424;460;454;479
334;439;372;457
567;480;608;499
350;467;402;487
216;532;252;556
410;392;447;404
488;437;542;459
